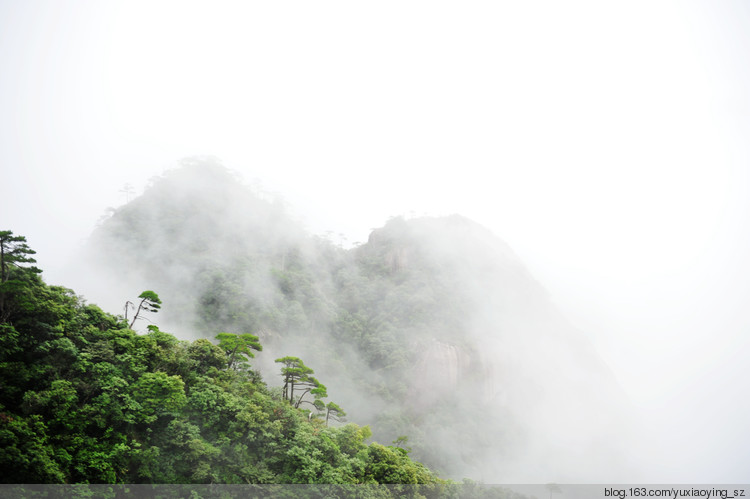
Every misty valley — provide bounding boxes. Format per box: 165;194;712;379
0;160;631;488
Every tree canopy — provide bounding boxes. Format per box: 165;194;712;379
0;231;40;283
0;231;444;487
0;231;42;321
215;332;262;370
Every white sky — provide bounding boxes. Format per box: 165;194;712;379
2;0;749;481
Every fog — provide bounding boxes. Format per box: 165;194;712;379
2;0;750;483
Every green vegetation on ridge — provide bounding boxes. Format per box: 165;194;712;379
0;231;443;485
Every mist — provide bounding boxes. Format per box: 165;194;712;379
2;0;750;484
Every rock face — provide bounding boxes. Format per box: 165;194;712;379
410;340;474;408
353;215;631;481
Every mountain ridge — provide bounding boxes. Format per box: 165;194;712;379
78;159;632;481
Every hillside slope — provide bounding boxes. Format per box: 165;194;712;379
0;234;444;485
81;159;632;481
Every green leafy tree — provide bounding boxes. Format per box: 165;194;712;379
125;290;162;329
364;442;435;484
293;375;327;410
275;356;315;406
274;356;329;411
0;231;41;320
392;435;411;454
0;231;40;283
215;332;262;370
131;372;187;424
0;414;66;482
186;339;228;373
324;401;346;427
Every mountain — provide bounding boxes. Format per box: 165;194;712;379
80;158;632;482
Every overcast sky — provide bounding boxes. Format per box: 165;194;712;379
2;0;749;481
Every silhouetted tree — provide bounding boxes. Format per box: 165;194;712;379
125;290;161;329
0;231;40;284
119;183;135;203
325;401;346;427
0;231;41;320
293;375;327;410
546;483;562;499
275;356;326;407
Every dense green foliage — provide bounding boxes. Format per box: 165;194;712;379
0;241;444;485
0;231;42;322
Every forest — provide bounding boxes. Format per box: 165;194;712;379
0;229;458;489
1;160;626;490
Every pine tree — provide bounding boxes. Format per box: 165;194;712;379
0;231;42;320
325;401;347;427
215;332;262;369
0;231;40;284
125;290;162;329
